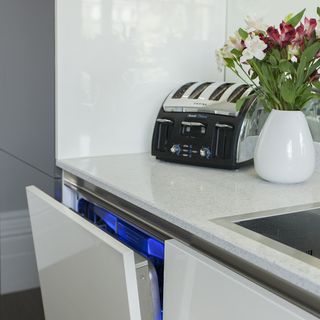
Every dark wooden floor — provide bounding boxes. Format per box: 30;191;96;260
0;288;45;320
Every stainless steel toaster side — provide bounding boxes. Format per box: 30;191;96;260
236;98;269;163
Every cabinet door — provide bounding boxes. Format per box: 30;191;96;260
26;186;141;320
164;239;317;320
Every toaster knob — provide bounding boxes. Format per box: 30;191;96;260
170;144;181;155
200;147;211;159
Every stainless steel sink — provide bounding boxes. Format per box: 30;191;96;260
213;203;320;266
236;209;320;259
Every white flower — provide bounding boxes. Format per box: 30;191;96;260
240;35;267;63
215;45;233;72
288;45;299;56
227;31;244;51
215;49;225;72
288;45;300;62
244;15;267;32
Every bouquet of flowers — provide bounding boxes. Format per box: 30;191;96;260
216;9;320;111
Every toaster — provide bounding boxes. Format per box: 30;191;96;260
151;82;269;169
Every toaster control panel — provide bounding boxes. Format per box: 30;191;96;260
170;144;212;159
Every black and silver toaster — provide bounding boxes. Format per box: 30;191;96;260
151;82;269;169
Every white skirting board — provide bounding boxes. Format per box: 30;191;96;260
0;209;40;294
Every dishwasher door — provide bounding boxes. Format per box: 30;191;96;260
26;186;158;320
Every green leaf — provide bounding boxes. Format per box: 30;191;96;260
305;59;320;81
260;63;276;91
313;81;320;89
296;84;308;96
224;58;235;69
250;71;258;80
236;96;250;111
296;87;314;109
280;81;295;105
268;55;278;66
286;9;305;27
231;48;241;57
284;13;294;23
279;60;296;74
271;49;281;61
317;7;320;18
296;42;320;87
238;28;248;40
303;42;320;61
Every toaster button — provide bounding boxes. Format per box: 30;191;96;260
170;144;181;155
200;147;211;159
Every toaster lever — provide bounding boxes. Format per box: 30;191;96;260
156;118;173;124
215;123;233;129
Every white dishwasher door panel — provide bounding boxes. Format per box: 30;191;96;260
164;239;317;320
26;186;141;320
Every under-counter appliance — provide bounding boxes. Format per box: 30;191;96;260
63;186;164;320
152;82;268;169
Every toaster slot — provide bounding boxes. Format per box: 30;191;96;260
215;123;234;159
209;83;233;101
155;119;173;152
227;84;249;102
188;82;213;99
172;82;196;99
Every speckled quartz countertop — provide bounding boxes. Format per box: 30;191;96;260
57;153;320;299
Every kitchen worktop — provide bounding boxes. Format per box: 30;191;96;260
57;153;320;298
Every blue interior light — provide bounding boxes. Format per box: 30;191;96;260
118;221;149;253
147;238;164;259
101;212;117;232
77;199;88;215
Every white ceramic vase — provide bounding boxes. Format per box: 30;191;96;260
254;110;315;184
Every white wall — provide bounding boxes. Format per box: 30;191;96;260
56;0;227;160
56;0;320;160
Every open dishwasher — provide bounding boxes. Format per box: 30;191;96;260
62;185;165;320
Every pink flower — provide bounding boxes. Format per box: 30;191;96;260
267;22;299;48
267;26;281;45
292;23;305;48
304;17;317;38
279;21;296;46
